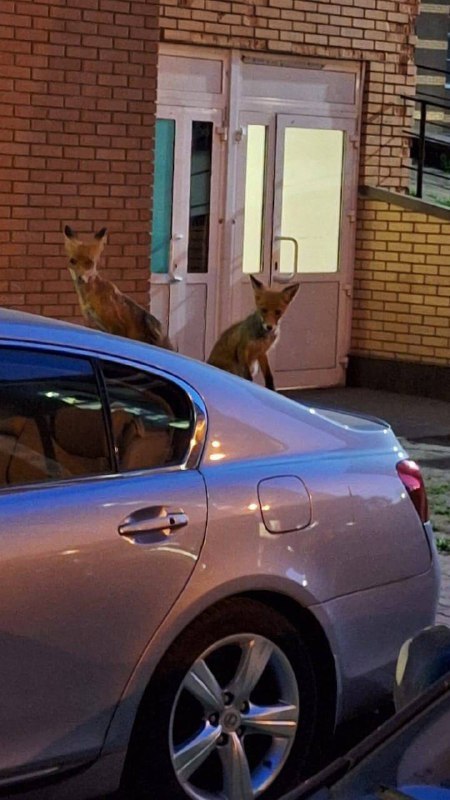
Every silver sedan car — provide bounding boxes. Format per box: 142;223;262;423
0;309;440;800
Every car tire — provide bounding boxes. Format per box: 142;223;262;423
123;597;324;800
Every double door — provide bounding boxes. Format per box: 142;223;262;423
152;50;361;388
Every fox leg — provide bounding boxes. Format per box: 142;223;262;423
237;363;253;381
258;354;275;390
236;344;253;381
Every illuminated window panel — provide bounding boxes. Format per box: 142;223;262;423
242;125;267;274
280;128;344;274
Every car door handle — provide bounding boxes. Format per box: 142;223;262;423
118;506;188;542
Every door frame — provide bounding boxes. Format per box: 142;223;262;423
270;112;359;388
152;46;228;359
223;52;364;388
154;45;364;385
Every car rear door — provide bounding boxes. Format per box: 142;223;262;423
0;345;207;775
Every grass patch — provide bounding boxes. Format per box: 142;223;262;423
425;481;450;535
436;536;450;554
428;482;450;515
428;193;450;209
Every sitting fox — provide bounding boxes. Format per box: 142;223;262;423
63;226;174;350
208;275;299;390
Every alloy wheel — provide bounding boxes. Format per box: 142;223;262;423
169;632;300;800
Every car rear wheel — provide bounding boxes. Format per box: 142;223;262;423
124;597;325;800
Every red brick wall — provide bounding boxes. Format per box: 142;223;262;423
158;0;419;191
1;0;158;322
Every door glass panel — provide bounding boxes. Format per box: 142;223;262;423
280;128;344;274
243;124;266;274
188;121;213;274
0;348;111;487
151;118;175;274
100;361;194;471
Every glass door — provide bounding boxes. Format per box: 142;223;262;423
231;111;358;389
271;114;357;388
151;106;224;361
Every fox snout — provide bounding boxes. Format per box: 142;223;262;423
261;319;277;333
68;255;96;279
64;225;108;280
250;275;300;334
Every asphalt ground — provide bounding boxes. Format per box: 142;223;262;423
284;386;450;627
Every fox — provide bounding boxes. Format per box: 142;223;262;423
207;274;299;391
63;225;174;350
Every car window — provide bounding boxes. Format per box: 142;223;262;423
100;360;194;471
0;348;112;487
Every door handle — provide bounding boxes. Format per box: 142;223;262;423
118;506;188;542
169;234;184;283
273;235;299;283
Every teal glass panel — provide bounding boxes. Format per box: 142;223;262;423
151;119;175;274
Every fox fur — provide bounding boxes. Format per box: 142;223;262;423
63;226;174;350
207;275;299;390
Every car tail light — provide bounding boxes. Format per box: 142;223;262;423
396;459;429;523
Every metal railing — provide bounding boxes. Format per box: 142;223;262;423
402;64;450;205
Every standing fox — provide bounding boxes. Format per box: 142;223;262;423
207;275;299;390
63;226;174;350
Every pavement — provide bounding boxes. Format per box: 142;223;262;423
283;386;450;628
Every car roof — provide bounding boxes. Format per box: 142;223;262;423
1;306;159;354
0;307;206;380
0;308;394;463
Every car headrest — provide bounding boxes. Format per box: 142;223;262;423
52;406;109;459
0;416;27;437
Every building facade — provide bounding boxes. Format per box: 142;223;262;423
152;0;421;389
4;0;448;392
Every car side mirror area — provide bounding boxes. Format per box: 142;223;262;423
394;624;450;712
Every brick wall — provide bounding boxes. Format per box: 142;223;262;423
3;0;430;368
1;0;158;323
159;0;419;190
353;188;450;366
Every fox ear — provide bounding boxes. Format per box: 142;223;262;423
282;283;300;304
250;275;264;292
64;225;77;239
94;227;107;241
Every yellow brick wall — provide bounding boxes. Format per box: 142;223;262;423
158;0;419;191
353;189;450;365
